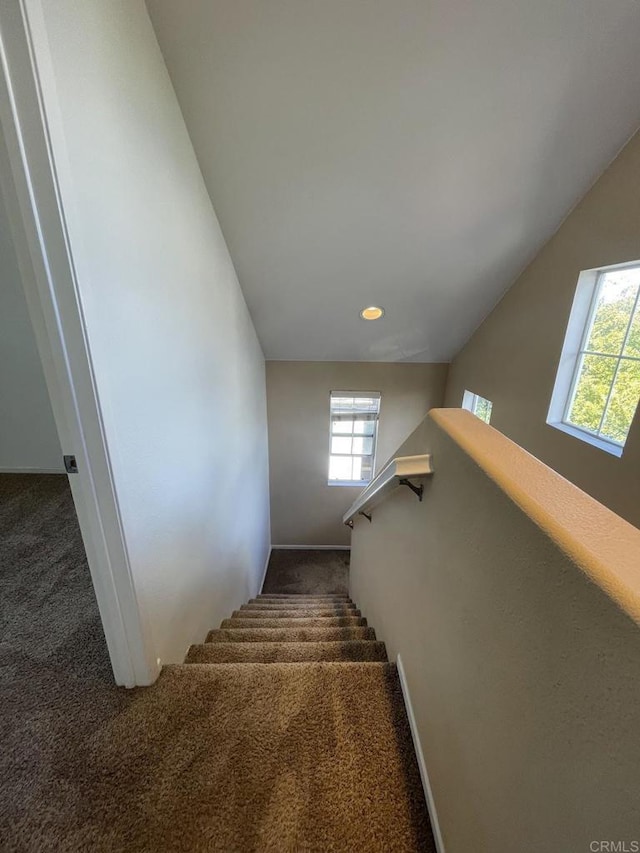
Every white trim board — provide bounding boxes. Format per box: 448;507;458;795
396;654;446;853
271;544;351;551
343;454;434;527
258;546;272;594
0;0;156;686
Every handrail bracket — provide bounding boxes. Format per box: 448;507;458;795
343;453;433;527
399;478;424;501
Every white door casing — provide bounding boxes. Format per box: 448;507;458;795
0;0;158;686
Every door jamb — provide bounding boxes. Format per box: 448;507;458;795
0;0;158;687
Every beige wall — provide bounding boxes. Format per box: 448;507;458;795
350;413;640;852
266;361;448;546
446;130;640;529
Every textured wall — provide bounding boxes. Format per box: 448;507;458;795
266;361;448;546
34;0;271;665
445;130;640;529
350;411;640;852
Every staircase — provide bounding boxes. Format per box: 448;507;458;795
180;592;435;851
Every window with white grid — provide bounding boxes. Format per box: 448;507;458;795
548;263;640;456
328;392;381;485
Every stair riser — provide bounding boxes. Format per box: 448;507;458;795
206;627;376;643
240;610;358;618
255;594;350;599
221;617;366;629
256;592;349;596
185;641;388;664
252;597;351;604
242;598;356;610
233;609;361;619
251;604;353;608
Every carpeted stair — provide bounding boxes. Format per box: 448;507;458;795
178;592;435;851
0;486;433;852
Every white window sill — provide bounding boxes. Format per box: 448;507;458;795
328;480;371;488
547;420;624;458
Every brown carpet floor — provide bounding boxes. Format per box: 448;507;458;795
261;548;350;595
1;476;434;851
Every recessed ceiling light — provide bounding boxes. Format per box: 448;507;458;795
360;305;385;321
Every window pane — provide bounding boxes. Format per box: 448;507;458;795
352;435;373;455
331;396;378;414
329;456;353;481
331;394;380;413
331;436;352;454
332;419;352;435
567;354;617;433
473;397;492;424
600;359;640;445
463;390;492;423
623;303;640;358
353;420;375;436
586;272;638;355
331;397;354;411
360;457;374;481
328;393;380;483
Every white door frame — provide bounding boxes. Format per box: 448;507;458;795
0;0;158;687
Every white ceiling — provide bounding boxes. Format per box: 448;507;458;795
146;0;640;362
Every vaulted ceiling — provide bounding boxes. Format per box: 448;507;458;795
146;0;640;362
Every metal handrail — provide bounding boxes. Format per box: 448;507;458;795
342;454;434;527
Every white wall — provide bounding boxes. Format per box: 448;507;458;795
30;0;270;665
0;171;61;471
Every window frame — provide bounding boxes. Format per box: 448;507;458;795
327;390;381;487
462;389;493;424
547;261;640;457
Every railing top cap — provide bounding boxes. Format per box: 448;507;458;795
430;408;640;627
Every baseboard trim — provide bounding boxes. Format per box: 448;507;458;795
258;545;272;594
0;467;65;473
397;654;446;853
271;544;351;551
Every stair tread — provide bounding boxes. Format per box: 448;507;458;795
141;662;432;851
243;602;357;610
185;640;388;663
206;626;376;643
251;600;353;606
169;593;434;848
252;598;352;604
221;616;366;629
234;609;360;618
255;594;351;600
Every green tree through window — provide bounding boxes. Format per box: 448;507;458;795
566;267;640;446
